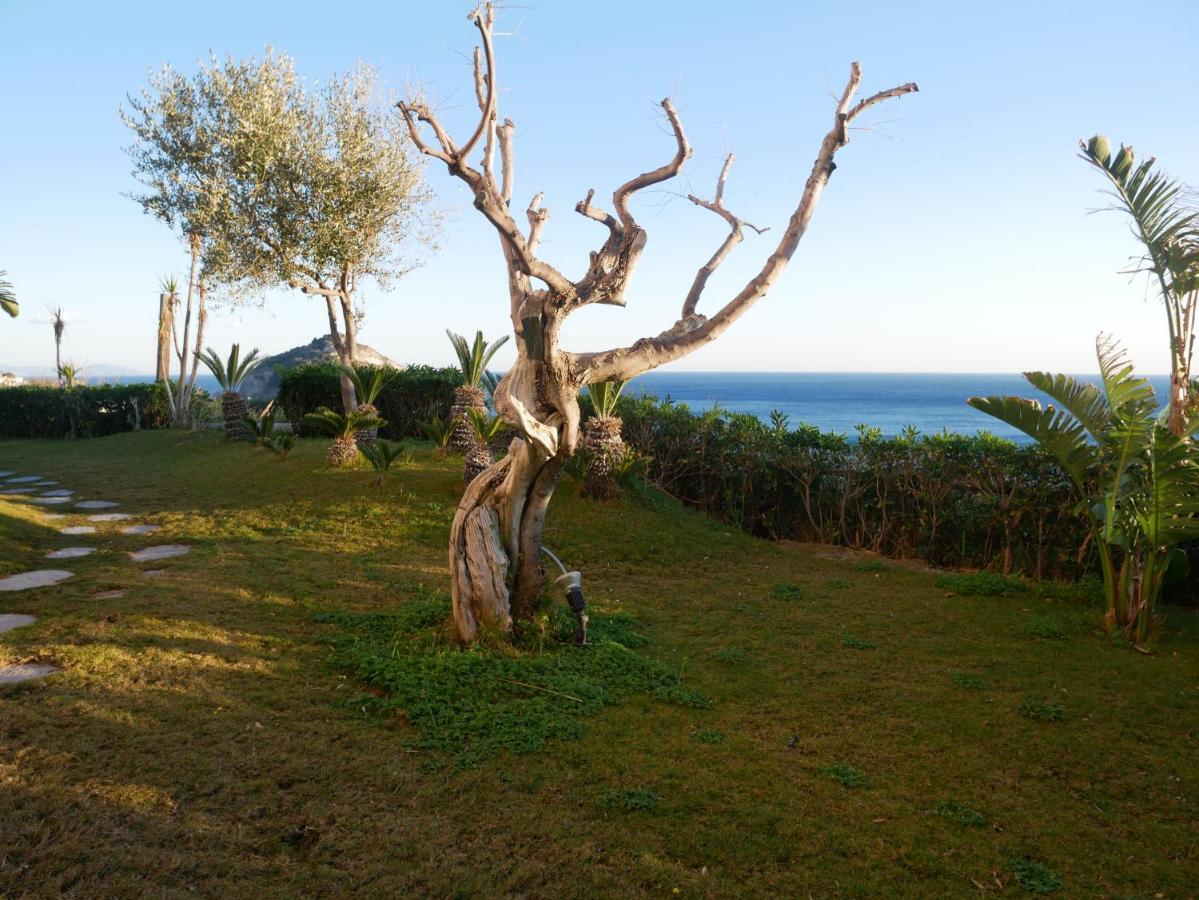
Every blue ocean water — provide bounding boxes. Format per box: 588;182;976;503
97;371;1171;443
627;372;1171;443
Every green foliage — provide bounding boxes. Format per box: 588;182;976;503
933;800;987;827
466;407;507;444
825;577;852;590
952;673;988;690
936;572;1029;596
56;362;83;388
692;729;725;744
342;364;395;409
200;343;260;393
712;646;747;664
1022;616;1066;640
278;362;459;440
420;415;454;452
1019;699;1067;722
318;598;709;768
359;440;414;486
243;402;278;442
302;406;384;440
262;433;295;458
1010;857;1063;894
969;334;1199;641
445;329;509;388
618;395;1108;586
819;765;867;788
772;582;804;601
843;636;877;650
596;787;660;813
585;379;629;419
0;383;172;438
0;270;17;318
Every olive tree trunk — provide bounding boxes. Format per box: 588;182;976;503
400;4;916;642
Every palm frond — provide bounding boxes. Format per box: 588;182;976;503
1095;333;1156;419
1024;371;1109;442
0;271;18;319
967;395;1096;492
201;343;261;392
303;407;382;438
466;407;507;442
586;379;630;419
342;365;396;407
446;329;510;387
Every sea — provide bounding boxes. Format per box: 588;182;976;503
97;371;1172;445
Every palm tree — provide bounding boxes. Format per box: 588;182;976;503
0;272;17;319
464;408;508;483
581;379;630;499
360;439;413;488
47;306;68;384
1080;136;1199;435
969;334;1199;644
199;343;261;441
445;329;509;476
342;365;396;446
303;407;385;467
56;362;83;388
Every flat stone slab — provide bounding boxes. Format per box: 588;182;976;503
93;590;127;599
30;497;70;505
0;570;74;591
121;524;160;535
0;614;36;633
1;488;30;495
40;489;74;497
45;547;96;559
76;500;120;510
5;476;42;484
88;513;131;522
130;545;190;562
33;481;58;486
61;526;96;535
0;470;13;477
0;664;58;684
42;514;66;520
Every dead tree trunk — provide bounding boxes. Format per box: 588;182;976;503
399;4;916;643
156;292;174;382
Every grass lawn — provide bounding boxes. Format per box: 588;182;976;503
1;430;1197;897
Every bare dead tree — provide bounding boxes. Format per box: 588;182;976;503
399;3;917;643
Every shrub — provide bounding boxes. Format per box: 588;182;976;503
819;764;867;788
0;383;172;438
277;362;460;440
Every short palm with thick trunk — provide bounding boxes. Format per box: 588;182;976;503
399;4;916;643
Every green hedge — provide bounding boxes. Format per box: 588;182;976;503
0;383;172;439
276;363;462;439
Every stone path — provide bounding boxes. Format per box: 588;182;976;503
1;470;194;687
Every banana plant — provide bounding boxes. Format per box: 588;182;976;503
1080;136;1199;435
0;271;18;319
969;334;1199;643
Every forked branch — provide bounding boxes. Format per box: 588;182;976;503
572;63;917;383
682;153;768;318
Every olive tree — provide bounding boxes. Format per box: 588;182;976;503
398;4;917;643
196;55;433;414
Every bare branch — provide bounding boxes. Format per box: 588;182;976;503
458;4;498;163
474;47;497;186
681;153;768;318
395;101;455;165
612;98;692;232
575;188;622;239
572;64;917;383
526;192;548;254
498;118;516;205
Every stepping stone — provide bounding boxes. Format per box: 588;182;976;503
0;471;13;477
88;513;131;522
43;514;66;520
121;524;160;535
1;488;29;495
61;526;96;535
40;489;74;497
0;570;73;591
0;614;36;633
45;547;96;559
93;590;127;600
33;481;58;486
141;569;166;578
0;664;58;684
76;501;120;510
5;476;42;484
130;545;190;562
30;497;70;505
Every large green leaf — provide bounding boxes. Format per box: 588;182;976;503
1095;334;1156;420
967;395;1096;493
1024;371;1109;442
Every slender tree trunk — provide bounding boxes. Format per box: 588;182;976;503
54;332;62;385
156;292;174;383
173;236;200;426
320;289;359;413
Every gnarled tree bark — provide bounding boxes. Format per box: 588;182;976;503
400;4;917;643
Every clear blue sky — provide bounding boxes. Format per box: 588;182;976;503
2;0;1196;376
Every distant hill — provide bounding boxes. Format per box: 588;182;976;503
240;336;402;400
